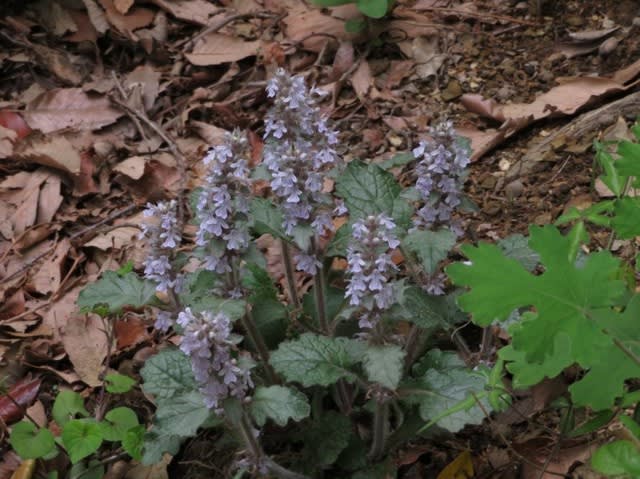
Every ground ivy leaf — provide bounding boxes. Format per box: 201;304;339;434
250;385;310;427
77;271;157;314
99;407;139;442
269;333;360;387
447;225;629;409
154;391;217;437
61;419;103;464
302;411;353;467
402;229;456;274
52;390;89;427
403;350;490;432
9;421;56;459
363;344;405;390
591;440;640;477
141;348;197;400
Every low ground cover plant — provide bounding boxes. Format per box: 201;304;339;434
12;69;640;477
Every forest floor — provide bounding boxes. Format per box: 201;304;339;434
0;0;639;477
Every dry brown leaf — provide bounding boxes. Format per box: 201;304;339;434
64;10;100;43
61;314;109;387
0;290;25;321
15;135;82;175
352;60;374;100
114;0;134;15
148;0;221;25
80;0;110;34
185;33;262;66
410;36;446;79
385;60;414;89
40;286;81;341
329;41;354;81
190;120;228;145
113;156;146;180
124;65;161;112
36;174;63;224
0;125;17;159
23;88;122;133
29;239;71;295
114;317;149;350
30;43;84;86
13;223;61;252
9;180;41;238
283;5;358;52
84;226;139;250
31;0;78;36
99;0;155;38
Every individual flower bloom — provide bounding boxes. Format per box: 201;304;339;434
262;68;340;235
178;308;253;413
196;130;252;278
140;200;182;293
345;214;399;331
412;120;471;234
294;252;321;275
423;272;446;296
154;311;173;332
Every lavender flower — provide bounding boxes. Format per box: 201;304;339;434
177;307;253;413
345;214;399;330
263;69;340;274
140;200;182;293
412;121;471;235
196;130;252;275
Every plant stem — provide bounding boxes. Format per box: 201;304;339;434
311;237;330;334
403;325;422;373
606;176;634;250
264;458;311;479
336;380;352;415
281;240;300;309
242;307;279;385
368;399;389;461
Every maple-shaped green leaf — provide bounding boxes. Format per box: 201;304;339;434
250;386;310;427
269;333;360;387
77;271;157;314
612;197;640;239
447;225;633;409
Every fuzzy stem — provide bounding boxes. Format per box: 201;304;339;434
403;325;422;373
368;399;389;461
311;237;330;334
336;380;352;415
281;240;300;308
242;308;279;385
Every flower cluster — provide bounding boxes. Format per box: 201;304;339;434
196;130;252;276
178;308;253;412
140;200;182;294
263;69;340;273
412;121;471;234
345;214;400;330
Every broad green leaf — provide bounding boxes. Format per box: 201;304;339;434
335;160;402;221
303;285;346;330
596;142;625;197
250;386;310;427
357;0;389;18
104;373;136;394
447;225;632;409
612;197;640;239
122;425;144;461
141;348;197;399
270;333;360;386
591;440;640;477
250;198;286;239
379;152;415;170
616;140;640;177
99;407;139;442
68;461;104;479
402;229;456;274
77;271;157;314
326;221;351;257
249;297;288;349
154;391;216;437
402;350;490;432
52;390;89;427
398;286;463;330
61;420;103;464
141;430;183;465
363;344;405;389
9;421;56;459
498;234;539;272
302;411;353;467
568;410;615;438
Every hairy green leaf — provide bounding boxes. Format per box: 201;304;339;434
363;344;405;389
302;411;353;467
77;271;157;314
141;348;197;399
250;386;310;427
154;391;216;437
402;229;455;274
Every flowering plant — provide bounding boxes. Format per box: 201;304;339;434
75;69;503;477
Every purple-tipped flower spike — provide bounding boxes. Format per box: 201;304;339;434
345;214;400;330
196;130;252;275
140;200;183;294
177;308;253;413
412;120;471;235
263;69;340;274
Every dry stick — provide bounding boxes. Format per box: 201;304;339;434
471;393;570;478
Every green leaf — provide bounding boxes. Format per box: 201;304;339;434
616;140;640;177
141;348;197;400
379;152;415;170
122;425;144;461
403;350;490;432
250;386;310;427
249;297;288;349
9;421;56;459
357;0;389;18
99;407;139;442
568;410;615;438
335;160;403;222
77;271;157;314
52;390;89;427
596;142;626;197
327;221;352;257
345;17;367;32
612;197;640;239
302;411;353;467
154;391;216;437
402;229;456;274
620;415;640;441
61;420;103;464
363;344;405;389
447;225;632;409
250;198;286;240
498;234;539;272
68;461;104;479
141;430;183;465
104;373;136;394
398;286;463;330
270;333;360;387
591;440;640;477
